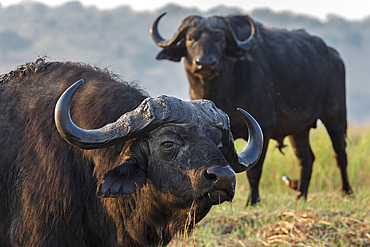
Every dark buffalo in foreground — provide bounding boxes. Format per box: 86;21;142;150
0;59;263;246
151;13;353;205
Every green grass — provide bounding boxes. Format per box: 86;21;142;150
169;125;370;246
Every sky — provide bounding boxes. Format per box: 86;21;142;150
0;0;370;21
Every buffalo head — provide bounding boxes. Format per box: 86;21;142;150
55;79;263;222
151;13;259;81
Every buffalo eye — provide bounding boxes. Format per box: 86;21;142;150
162;141;174;149
187;31;200;42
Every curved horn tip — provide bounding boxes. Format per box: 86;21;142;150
237;108;253;120
150;12;168;47
159;12;167;18
237;107;245;114
63;79;84;96
152;12;167;27
55;79;84;113
69;79;84;89
54;79;84;136
236;107;264;172
225;16;257;52
55;79;84;114
71;79;84;89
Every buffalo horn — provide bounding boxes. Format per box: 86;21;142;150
55;79;124;149
234;108;263;172
221;108;263;173
55;80;202;149
224;15;258;51
55;80;263;171
151;12;203;48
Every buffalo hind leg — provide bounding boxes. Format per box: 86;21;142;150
322;121;353;196
246;138;269;206
289;128;315;200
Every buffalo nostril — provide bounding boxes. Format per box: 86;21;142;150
204;169;218;181
195;56;217;68
203;166;236;202
203;166;236;184
195;58;202;67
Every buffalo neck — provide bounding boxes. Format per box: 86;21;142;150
186;60;250;107
103;181;192;246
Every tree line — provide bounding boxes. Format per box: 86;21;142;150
0;1;369;123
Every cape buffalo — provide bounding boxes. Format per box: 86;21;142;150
0;59;263;246
151;13;353;205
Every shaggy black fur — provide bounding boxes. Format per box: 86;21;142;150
0;59;232;246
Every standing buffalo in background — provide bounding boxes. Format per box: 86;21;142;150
0;59;263;246
151;13;353;205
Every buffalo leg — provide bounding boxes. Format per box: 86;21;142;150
246;138;269;205
289;128;315;200
323;122;353;195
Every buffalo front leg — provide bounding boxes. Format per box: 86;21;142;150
246;138;269;206
289;128;315;200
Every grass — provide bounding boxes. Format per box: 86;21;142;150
169;125;370;246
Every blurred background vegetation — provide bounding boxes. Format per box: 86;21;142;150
1;2;368;245
0;1;369;123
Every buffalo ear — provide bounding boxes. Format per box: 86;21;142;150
97;158;146;198
156;46;186;62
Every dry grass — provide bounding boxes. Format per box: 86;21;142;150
169;125;370;246
200;210;368;246
253;209;368;246
170;193;370;246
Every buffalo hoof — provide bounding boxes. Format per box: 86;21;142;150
246;196;260;206
295;190;308;201
343;188;355;198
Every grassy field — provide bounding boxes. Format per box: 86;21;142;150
169;125;370;246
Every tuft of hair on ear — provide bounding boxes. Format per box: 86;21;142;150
97;157;147;198
156;45;186;62
96;139;147;198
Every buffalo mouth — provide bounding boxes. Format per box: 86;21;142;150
194;68;219;81
198;186;235;206
189;189;234;225
206;189;234;205
196;165;236;206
